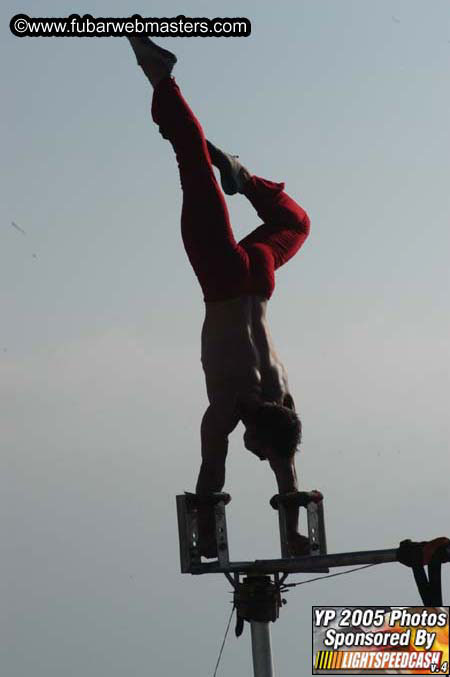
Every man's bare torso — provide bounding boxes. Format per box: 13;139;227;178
201;295;291;417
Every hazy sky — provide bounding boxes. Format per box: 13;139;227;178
2;1;449;675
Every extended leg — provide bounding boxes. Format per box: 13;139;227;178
128;38;249;301
152;79;250;300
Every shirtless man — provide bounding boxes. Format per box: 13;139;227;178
128;37;313;557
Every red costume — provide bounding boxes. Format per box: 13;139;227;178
151;77;310;301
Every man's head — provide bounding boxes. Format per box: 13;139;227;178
240;400;302;461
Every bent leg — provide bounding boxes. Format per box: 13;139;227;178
151;78;248;300
240;176;311;269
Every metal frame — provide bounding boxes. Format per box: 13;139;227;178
175;493;450;677
176;492;231;573
214;499;230;568
187;547;399;575
276;496;328;571
176;491;331;575
176;494;198;573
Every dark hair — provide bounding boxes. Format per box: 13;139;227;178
252;402;302;458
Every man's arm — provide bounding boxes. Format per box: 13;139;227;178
269;455;300;537
270;456;298;493
195;404;239;496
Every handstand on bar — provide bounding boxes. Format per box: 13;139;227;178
128;36;317;559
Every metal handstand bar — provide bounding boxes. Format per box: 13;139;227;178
176;491;450;677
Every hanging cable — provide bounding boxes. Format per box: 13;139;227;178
212;603;235;677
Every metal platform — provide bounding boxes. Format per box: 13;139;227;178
176;490;357;576
176;491;449;677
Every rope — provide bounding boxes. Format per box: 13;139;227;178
212;603;235;677
283;563;379;588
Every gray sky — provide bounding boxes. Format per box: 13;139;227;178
2;1;449;675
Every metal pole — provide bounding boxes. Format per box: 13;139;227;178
250;621;274;677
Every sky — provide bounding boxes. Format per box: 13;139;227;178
2;1;449;675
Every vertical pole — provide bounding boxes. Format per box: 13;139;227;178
250;621;275;677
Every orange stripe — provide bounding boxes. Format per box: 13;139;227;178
331;651;337;669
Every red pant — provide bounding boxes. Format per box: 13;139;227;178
151;77;310;301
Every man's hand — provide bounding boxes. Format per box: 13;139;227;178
287;532;310;557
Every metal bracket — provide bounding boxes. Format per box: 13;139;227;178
272;491;329;572
214;497;230;568
176;490;328;574
234;575;282;625
307;500;328;564
176;492;231;573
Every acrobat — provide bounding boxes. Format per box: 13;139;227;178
128;36;314;558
